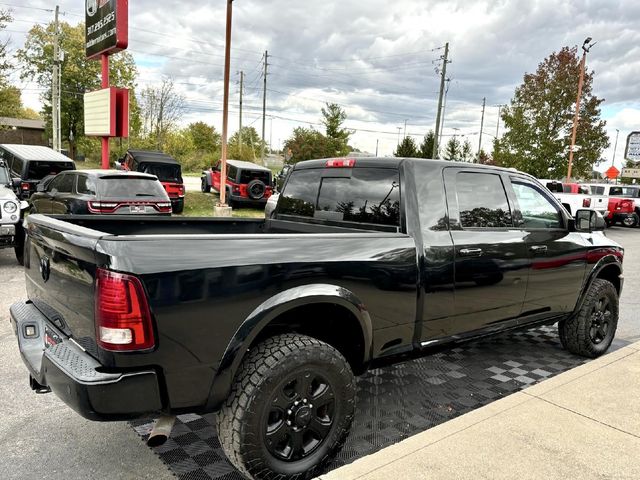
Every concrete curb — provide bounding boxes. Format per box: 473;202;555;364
318;341;640;480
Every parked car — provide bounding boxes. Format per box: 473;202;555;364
0;144;75;199
201;159;273;207
117;150;185;214
29;170;172;215
11;157;623;480
0;159;28;264
539;179;605;217
275;163;292;191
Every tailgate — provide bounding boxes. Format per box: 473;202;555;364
24;215;103;357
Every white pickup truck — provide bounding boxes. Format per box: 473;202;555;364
539;179;607;216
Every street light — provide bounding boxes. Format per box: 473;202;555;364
567;37;596;181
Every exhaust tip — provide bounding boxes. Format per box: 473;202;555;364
146;415;176;448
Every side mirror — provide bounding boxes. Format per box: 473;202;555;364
575;209;605;233
12;178;21;189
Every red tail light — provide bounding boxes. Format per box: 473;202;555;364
582;198;591;208
178;184;185;196
88;201;118;213
326;158;355;168
157;202;172;213
21;182;30;191
95;269;155;351
233;185;240;194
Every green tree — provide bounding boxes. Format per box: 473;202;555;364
443;137;461;161
494;46;609;178
461;139;473;162
0;9;11;84
321;103;351;155
284;127;340;163
187;121;220;152
17;21;138;158
228;126;264;161
419;130;436;158
394;136;419;157
478;148;493;165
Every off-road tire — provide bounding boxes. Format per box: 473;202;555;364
172;199;184;214
559;279;618;358
201;177;211;193
216;334;356;480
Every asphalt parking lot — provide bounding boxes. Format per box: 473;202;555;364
1;227;638;480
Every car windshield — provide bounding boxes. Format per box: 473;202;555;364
0;164;10;184
26;161;75;180
139;162;182;182
97;177;167;199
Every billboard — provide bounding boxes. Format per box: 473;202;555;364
625;131;640;162
84;88;116;136
86;0;128;59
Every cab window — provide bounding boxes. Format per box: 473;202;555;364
512;181;563;229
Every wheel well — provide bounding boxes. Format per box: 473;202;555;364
596;264;621;294
249;303;367;374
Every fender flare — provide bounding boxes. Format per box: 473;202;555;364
573;254;623;313
200;170;212;187
205;284;373;410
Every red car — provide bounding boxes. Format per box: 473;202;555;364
118;150;185;213
201;159;273;208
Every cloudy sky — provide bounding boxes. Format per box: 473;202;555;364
2;0;640;169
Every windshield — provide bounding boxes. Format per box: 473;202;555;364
139;163;182;182
0;163;10;184
26;161;75;181
97;177;168;199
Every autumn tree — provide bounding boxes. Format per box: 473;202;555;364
419;130;436;159
17;21;138;158
443;137;461;160
494;46;609;178
321;103;351;156
139;78;185;149
394;136;419;157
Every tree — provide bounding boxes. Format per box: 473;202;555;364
0;10;18;117
419;130;436;159
228;126;263;161
321;103;351;156
394;137;419;157
139;78;185;149
443;137;461;160
0;9;11;84
187;122;220;152
494;46;609;178
461;139;473;162
477;148;493;165
17;21;138;159
284;127;340;163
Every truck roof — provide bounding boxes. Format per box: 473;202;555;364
0;144;72;162
226;159;271;171
127;150;179;165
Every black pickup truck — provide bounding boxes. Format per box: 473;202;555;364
11;157;623;480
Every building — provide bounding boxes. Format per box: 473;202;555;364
0;117;46;146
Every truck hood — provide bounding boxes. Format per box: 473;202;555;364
0;184;19;201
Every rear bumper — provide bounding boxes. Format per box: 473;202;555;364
10;301;163;421
228;193;268;205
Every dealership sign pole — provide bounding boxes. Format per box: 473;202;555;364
84;0;129;169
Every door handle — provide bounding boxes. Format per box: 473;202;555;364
459;248;483;257
529;245;548;254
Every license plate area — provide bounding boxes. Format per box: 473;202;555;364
130;205;147;214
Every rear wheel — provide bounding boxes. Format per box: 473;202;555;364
172;198;184;214
216;334;356;480
559;279;618;358
201;177;211;193
622;213;638;228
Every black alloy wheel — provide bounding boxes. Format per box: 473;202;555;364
588;296;612;345
264;370;336;462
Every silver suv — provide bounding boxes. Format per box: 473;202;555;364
0;159;27;264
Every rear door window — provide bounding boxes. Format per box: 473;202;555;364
98;177;167;198
26;161;75;180
278;167;400;228
50;173;75;193
455;172;512;228
77;175;97;195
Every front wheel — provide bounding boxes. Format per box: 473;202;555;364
559;279;618;358
201;177;211;193
216;334;356;480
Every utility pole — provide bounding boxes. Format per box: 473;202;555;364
375;139;379;157
477;97;486;162
568;37;595;181
219;0;233;208
432;42;450;159
261;50;269;164
438;77;451;150
397;127;402;147
612;129;620;166
495;104;506;139
52;5;60;152
238;70;243;150
403;119;407;139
